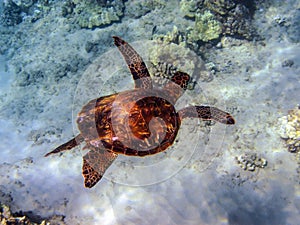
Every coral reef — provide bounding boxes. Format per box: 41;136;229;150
0;0;54;26
187;10;222;42
0;204;47;225
11;0;33;8
149;61;178;86
179;0;202;18
235;153;267;171
63;0;125;29
153;26;187;47
149;41;198;74
124;0;165;18
149;61;196;90
148;39;211;85
261;1;300;43
152;27;213;82
0;1;22;26
205;0;236;16
219;3;254;39
278;106;300;184
27;126;62;146
278;106;300;153
180;0;255;41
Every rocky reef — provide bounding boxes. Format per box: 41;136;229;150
62;0;124;29
0;204;47;225
235;153;267;172
1;0;125;29
278;106;300;184
278;106;300;153
0;0;53;26
151;0;256;56
187;10;222;42
148;38;211;88
124;0;165;19
1;0;23;26
180;0;255;42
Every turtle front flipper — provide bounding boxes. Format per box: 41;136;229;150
82;149;118;188
113;36;153;89
178;106;235;125
163;71;190;104
44;134;84;157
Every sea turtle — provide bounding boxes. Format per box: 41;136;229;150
45;36;235;188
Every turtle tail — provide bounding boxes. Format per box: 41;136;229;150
44;134;84;157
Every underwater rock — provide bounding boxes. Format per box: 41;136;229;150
180;0;204;18
148;40;210;84
278;106;300;153
14;53;88;87
179;0;255;42
281;59;294;68
153;26;187;46
11;0;33;8
266;2;300;43
0;204;47;225
124;0;165;18
286;9;300;43
0;0;54;26
187;10;222;42
278;106;300;186
149;41;197;73
1;1;22;26
68;0;124;29
235;153;267;171
149;61;196;90
27;126;62;146
220;3;254;39
204;0;236;16
149;61;178;86
61;0;76;17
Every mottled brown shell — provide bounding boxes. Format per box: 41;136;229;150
77;89;180;156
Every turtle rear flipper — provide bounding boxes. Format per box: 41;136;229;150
82;149;118;188
178;106;235;125
44;134;84;157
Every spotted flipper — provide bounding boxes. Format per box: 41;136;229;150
44;134;84;157
178;106;235;124
82;148;118;188
113;36;153;89
163;71;190;104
